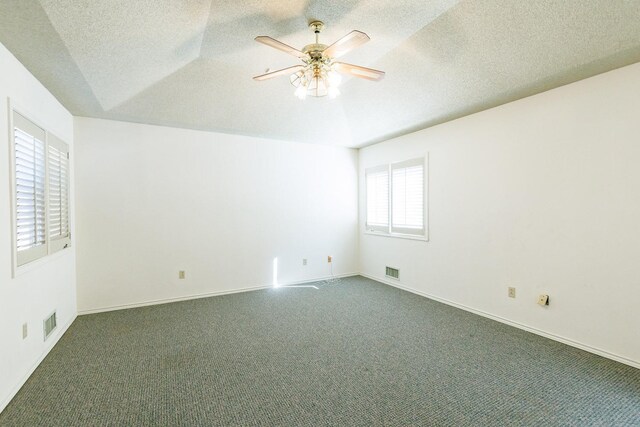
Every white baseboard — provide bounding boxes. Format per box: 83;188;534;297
78;272;359;315
0;313;77;414
361;273;640;370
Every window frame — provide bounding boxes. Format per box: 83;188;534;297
9;102;72;276
364;155;428;241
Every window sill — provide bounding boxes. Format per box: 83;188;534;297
13;246;73;278
364;231;429;242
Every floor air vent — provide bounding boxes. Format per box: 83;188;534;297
386;266;400;279
43;311;57;341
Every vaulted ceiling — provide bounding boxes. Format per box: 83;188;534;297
1;0;639;147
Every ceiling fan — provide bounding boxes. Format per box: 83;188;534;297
253;21;385;100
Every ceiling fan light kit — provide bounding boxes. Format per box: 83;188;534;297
253;21;385;100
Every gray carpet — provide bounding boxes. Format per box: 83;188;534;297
1;276;639;426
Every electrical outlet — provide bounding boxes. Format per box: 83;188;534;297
302;259;307;266
538;294;549;306
327;256;332;263
178;271;185;279
508;287;516;298
22;323;28;339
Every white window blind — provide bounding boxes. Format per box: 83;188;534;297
48;135;71;253
365;166;389;232
391;158;424;235
14;112;47;266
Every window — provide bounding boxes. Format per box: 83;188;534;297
14;113;47;266
365;165;389;232
365;156;427;239
47;135;71;252
12;111;71;268
391;158;424;235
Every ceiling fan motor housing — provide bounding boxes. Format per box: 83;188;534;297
303;43;327;59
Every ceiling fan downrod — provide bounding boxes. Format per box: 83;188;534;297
309;20;324;44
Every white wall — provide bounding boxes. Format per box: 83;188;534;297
74;118;358;313
0;43;76;411
359;62;640;368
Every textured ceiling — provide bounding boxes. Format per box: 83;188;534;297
1;0;639;147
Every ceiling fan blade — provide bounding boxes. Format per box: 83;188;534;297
323;30;370;59
253;65;305;81
333;62;385;81
255;36;307;59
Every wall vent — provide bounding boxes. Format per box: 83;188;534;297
385;266;400;279
43;311;57;341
